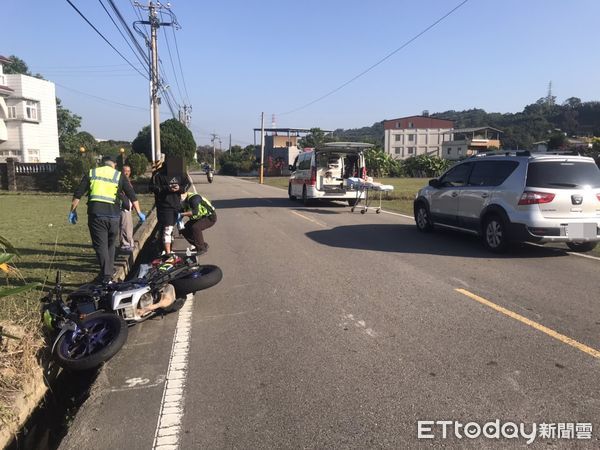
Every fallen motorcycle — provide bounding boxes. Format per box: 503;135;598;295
42;256;223;370
41;271;128;371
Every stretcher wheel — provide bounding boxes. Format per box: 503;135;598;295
360;209;366;214
376;208;381;214
351;207;355;212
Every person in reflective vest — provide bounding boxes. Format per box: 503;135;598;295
178;190;217;256
69;155;146;283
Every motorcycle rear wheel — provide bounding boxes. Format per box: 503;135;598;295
54;313;128;371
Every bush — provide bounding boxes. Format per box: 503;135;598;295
126;153;149;178
401;155;451;178
56;153;97;192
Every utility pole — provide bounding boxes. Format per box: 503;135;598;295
228;134;231;152
179;104;192;128
150;4;161;163
210;133;219;169
134;1;174;163
259;112;265;184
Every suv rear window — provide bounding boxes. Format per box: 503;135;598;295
526;161;600;189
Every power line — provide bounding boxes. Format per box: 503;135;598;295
98;0;149;72
64;0;148;80
54;81;147;111
160;11;185;105
279;0;469;115
168;11;190;104
106;0;150;65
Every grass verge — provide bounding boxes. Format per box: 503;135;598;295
0;192;153;430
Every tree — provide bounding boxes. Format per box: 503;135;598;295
3;55;30;75
548;131;567;150
56;98;82;154
298;128;335;149
132;119;197;163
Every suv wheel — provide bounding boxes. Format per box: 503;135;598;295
482;215;509;253
566;241;597;253
414;202;433;232
288;183;296;200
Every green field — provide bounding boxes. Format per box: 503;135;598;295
0;193;154;308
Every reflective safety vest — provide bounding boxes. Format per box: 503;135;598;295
185;192;215;220
89;166;121;204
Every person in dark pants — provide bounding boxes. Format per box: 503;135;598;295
150;164;191;255
69;155;146;282
179;191;217;257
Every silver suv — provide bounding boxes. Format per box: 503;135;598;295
413;152;600;253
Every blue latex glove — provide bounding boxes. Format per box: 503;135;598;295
138;211;146;223
68;211;77;225
177;212;183;221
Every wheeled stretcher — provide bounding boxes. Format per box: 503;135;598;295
346;178;394;214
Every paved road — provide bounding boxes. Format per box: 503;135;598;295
62;174;600;449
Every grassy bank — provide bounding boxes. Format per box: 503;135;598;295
0;193;153;427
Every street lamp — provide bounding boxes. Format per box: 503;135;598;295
79;146;86;155
118;147;126;169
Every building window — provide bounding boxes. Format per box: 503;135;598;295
26;101;38;120
394;147;401;154
458;147;462;155
447;148;451;155
394;134;401;142
407;147;415;155
408;122;414;128
396;122;401;128
8;105;16;118
408;134;415;142
28;149;40;162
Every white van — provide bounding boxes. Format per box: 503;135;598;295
288;142;373;205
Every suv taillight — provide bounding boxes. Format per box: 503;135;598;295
310;166;317;186
596;193;600;202
518;191;555;205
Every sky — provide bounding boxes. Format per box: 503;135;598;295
4;0;600;147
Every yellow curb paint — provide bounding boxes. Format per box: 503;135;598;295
455;288;600;359
290;210;326;228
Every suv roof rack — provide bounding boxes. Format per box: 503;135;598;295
472;150;530;158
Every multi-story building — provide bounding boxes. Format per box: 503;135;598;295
441;127;502;160
383;115;453;159
0;55;59;163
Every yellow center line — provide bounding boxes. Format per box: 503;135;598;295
455;288;600;359
290;210;327;228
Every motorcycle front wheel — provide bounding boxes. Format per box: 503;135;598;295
54;313;128;371
170;264;223;297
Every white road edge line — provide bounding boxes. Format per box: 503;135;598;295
152;298;193;449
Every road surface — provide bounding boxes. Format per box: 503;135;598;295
61;174;600;449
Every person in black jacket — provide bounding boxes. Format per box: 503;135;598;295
150;164;191;255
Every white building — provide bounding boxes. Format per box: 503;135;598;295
0;55;59;163
383;115;454;159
